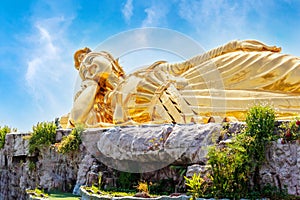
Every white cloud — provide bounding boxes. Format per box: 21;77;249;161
25;23;59;85
24;16;76;119
122;0;133;23
177;0;259;48
176;0;290;50
142;3;169;27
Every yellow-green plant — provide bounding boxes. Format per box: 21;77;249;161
184;173;211;199
28;122;57;154
57;125;84;154
26;188;48;198
136;181;149;193
82;185;134;197
0;126;11;149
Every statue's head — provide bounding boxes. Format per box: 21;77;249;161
98;51;125;78
74;47;92;70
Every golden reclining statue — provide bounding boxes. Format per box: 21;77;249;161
65;40;300;128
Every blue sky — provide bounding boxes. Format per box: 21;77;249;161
1;0;300;132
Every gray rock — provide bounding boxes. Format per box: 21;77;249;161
81;123;221;173
186;164;211;178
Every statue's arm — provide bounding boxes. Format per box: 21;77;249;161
69;80;99;125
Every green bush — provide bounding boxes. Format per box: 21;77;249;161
28;122;57;154
0;126;11;149
57;125;84;154
245;103;275;141
208;133;254;199
205;104;277;198
245;104;276;191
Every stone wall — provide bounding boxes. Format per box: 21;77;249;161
260;142;300;195
0;130;90;200
0;124;299;199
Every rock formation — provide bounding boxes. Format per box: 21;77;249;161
0;123;299;199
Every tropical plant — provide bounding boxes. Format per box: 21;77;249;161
28;122;57;154
136;181;149;193
57;124;84;153
184;173;212;199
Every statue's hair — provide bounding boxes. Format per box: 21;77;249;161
74;47;92;70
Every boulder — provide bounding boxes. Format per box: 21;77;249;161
81;123;221;173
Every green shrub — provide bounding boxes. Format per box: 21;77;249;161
245;103;275;141
245;104;276;191
57;125;84;154
208;133;254;199
0;126;11;149
28;122;57;154
206;104;276;198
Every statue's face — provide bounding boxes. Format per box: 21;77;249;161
79;53;117;83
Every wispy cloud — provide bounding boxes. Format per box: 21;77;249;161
24;16;76;118
176;0;283;49
178;0;249;47
122;0;133;23
26;22;59;85
142;2;169;27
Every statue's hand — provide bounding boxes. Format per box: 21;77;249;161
239;40;281;52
